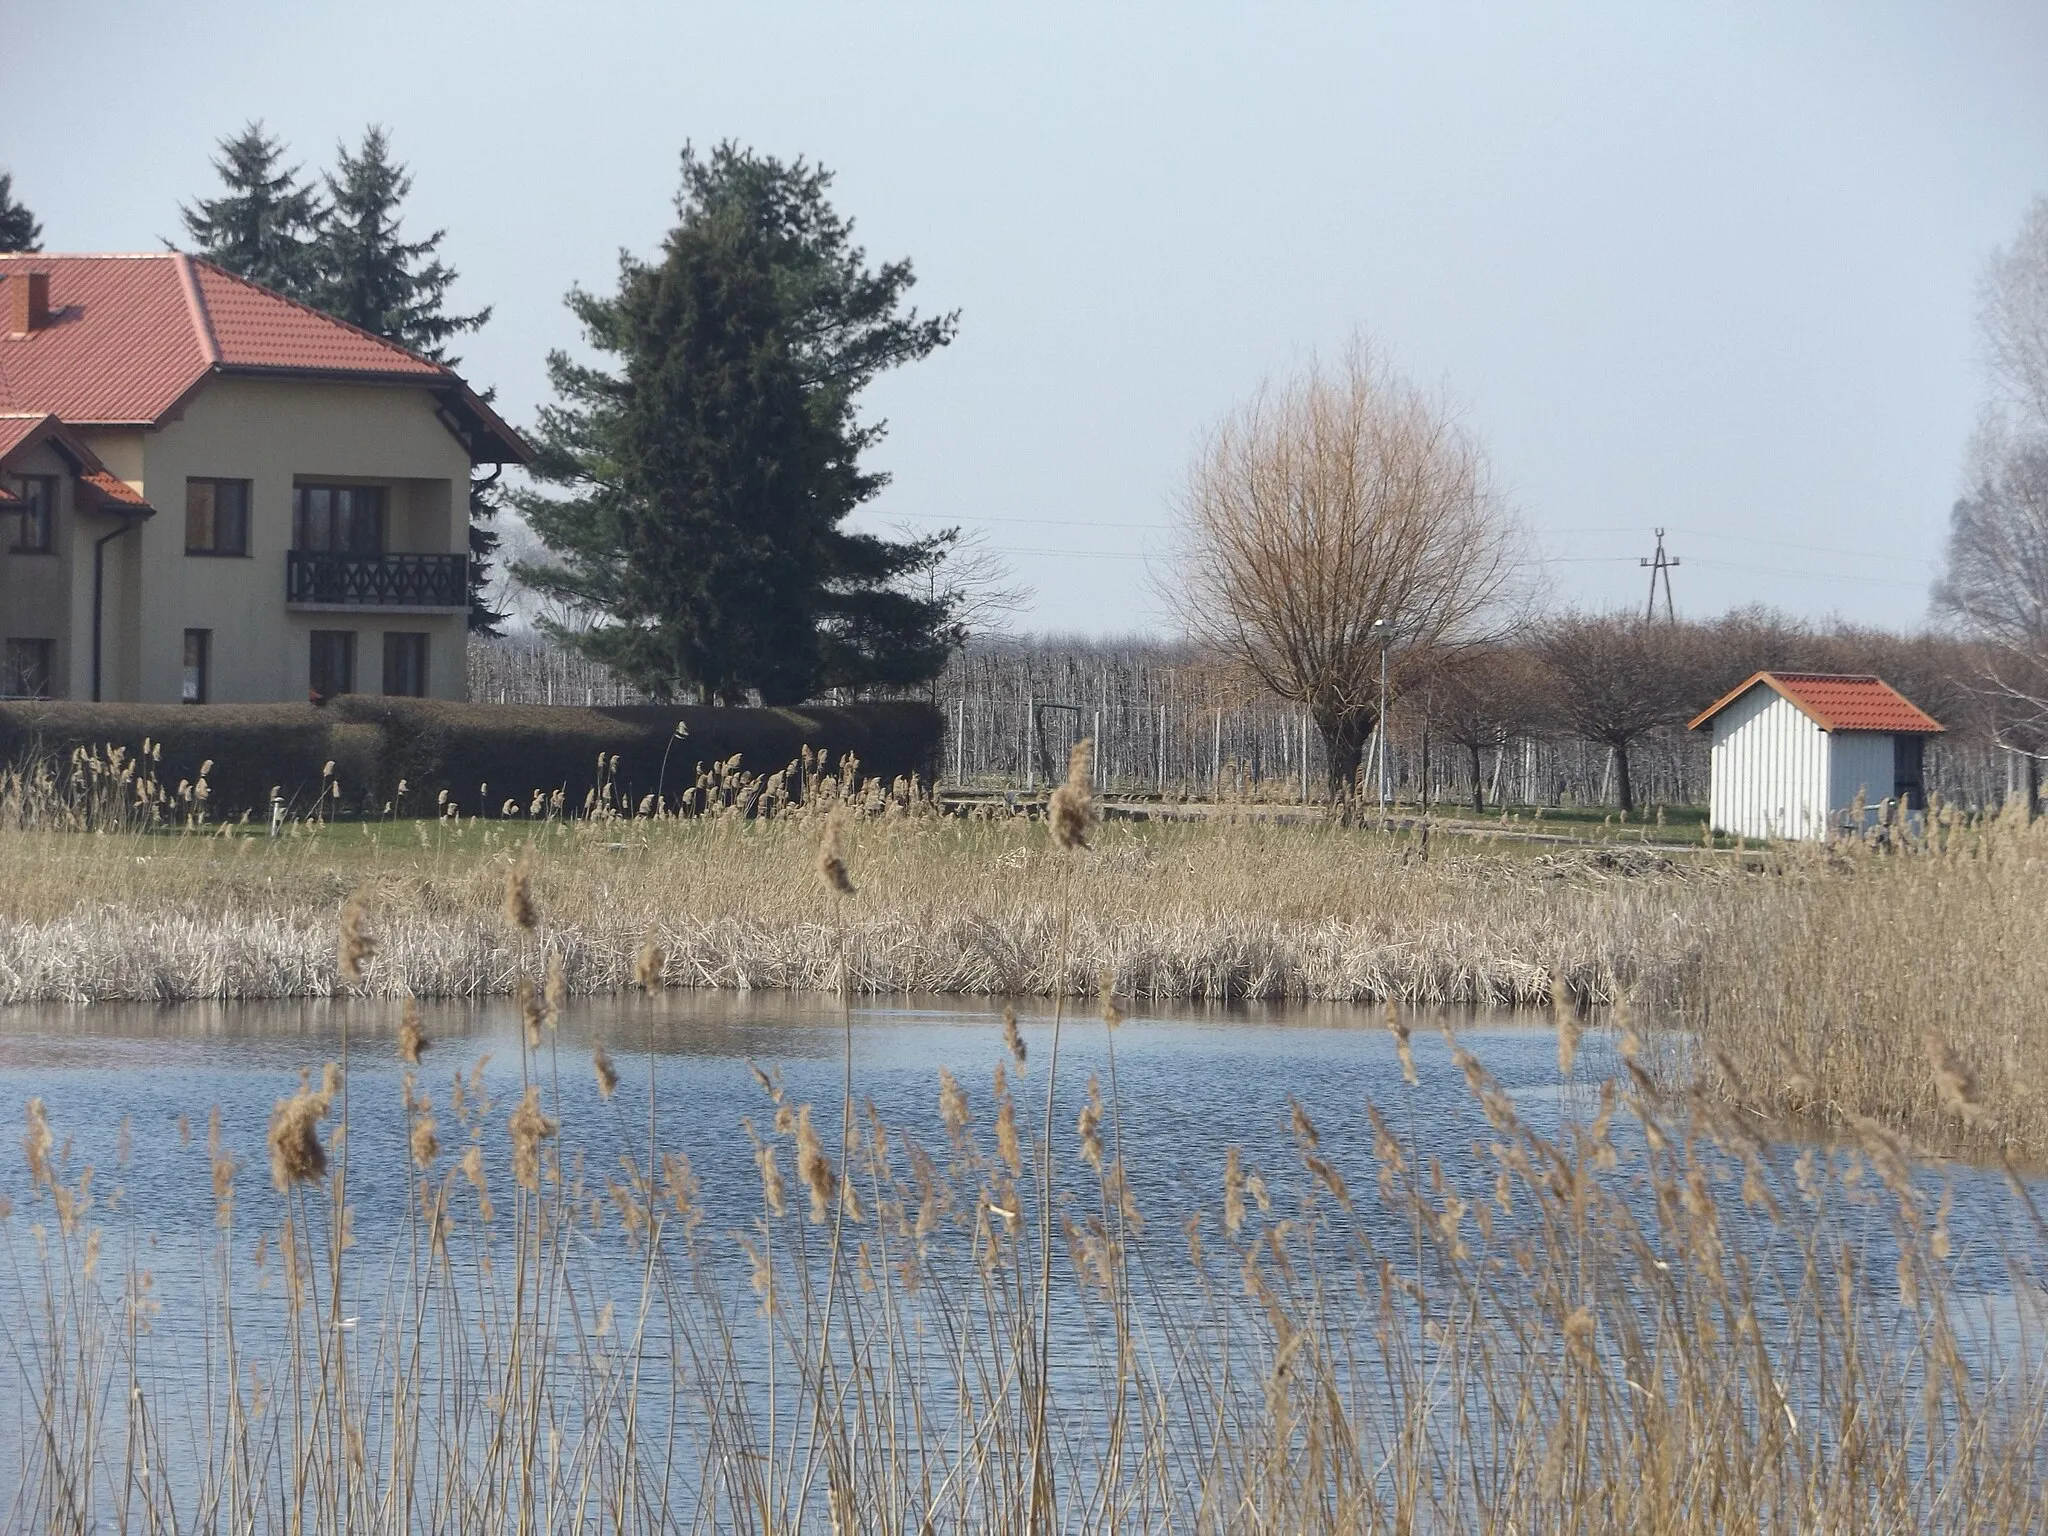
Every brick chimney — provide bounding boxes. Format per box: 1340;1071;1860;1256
5;271;51;336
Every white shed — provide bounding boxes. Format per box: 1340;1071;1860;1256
1687;672;1944;841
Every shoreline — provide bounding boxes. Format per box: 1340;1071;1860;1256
0;903;1675;1008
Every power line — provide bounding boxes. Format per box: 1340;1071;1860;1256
1683;556;1928;592
1669;526;1930;568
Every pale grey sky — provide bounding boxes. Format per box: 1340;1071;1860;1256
7;1;2046;632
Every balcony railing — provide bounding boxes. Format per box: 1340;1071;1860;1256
287;550;467;609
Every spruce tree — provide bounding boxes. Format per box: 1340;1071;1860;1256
313;127;489;359
0;173;42;254
311;126;502;630
180;124;323;299
515;143;961;704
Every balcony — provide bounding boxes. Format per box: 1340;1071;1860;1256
286;550;467;612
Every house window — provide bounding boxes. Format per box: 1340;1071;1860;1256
309;630;356;702
182;629;211;704
3;638;52;698
185;479;251;556
382;632;429;697
6;476;55;553
293;485;385;555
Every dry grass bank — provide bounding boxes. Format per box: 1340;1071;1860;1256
0;808;1717;1009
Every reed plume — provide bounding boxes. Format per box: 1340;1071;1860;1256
508;1086;556;1192
1048;738;1094;850
398;996;426;1065
503;857;537;931
267;1064;339;1190
338;889;374;984
795;1104;836;1223
816;811;855;896
22;1097;52;1189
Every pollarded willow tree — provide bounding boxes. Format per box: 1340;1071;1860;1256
1170;342;1524;797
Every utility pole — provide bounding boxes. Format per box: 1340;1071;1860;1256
1641;528;1680;622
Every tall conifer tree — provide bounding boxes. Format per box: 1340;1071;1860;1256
312;126;504;630
314;127;489;358
180;124;323;299
515;143;961;703
0;173;42;254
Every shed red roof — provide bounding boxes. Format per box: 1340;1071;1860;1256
1688;672;1944;735
0;254;527;462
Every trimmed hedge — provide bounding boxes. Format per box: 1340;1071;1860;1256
0;697;943;817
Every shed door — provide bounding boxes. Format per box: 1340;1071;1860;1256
1893;735;1925;810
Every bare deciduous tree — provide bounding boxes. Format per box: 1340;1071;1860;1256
1419;645;1549;812
1934;438;2048;809
1980;196;2048;435
1535;613;1709;816
1932;198;2048;811
1169;342;1523;797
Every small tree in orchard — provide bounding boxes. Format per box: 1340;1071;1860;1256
1170;342;1523;798
516;143;962;703
0;172;42;254
1535;612;1707;817
1421;644;1549;812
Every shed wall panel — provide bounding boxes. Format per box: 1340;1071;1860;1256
1828;732;1894;827
1710;687;1831;839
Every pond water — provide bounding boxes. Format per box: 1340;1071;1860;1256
2;991;2042;1514
0;990;1595;1249
0;990;2036;1302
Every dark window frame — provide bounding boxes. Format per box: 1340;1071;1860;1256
309;630;357;703
7;476;56;554
3;637;54;698
293;484;387;556
185;478;253;557
182;629;212;704
382;631;430;698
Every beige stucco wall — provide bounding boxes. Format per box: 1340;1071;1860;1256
0;437;77;695
72;378;472;704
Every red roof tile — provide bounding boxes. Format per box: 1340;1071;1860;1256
80;469;153;513
0;413;54;460
0;257;205;423
0;254;527;462
1689;672;1944;734
190;261;441;377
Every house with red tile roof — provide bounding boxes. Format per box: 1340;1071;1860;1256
1687;671;1944;840
0;253;528;704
